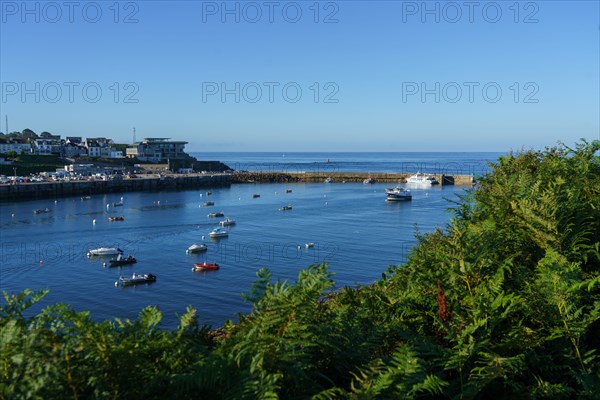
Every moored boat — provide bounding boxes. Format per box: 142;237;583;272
192;262;220;272
385;187;412;201
209;227;228;238
406;172;439;185
187;243;208;253
219;217;236;226
253;194;260;198
280;204;292;211
108;216;125;222
363;177;376;184
116;272;156;286
203;201;215;206
109;255;137;266
88;247;123;257
112;201;124;207
208;211;225;218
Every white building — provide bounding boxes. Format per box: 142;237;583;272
126;138;188;162
0;140;31;154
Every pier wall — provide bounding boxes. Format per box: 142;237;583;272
0;174;231;201
232;171;475;185
1;171;475;201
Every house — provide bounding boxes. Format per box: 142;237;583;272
126;138;188;162
33;138;62;155
0;138;32;154
85;138;110;157
65;137;83;145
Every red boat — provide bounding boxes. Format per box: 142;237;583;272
192;262;220;272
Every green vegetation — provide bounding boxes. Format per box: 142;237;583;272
1;141;599;399
0;154;67;176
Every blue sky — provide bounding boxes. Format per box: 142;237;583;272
1;0;598;152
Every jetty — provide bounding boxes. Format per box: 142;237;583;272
231;171;475;185
0;173;230;201
0;171;475;201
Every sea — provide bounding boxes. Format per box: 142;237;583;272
0;152;503;329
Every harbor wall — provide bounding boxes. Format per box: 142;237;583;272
1;171;475;201
231;171;475;185
0;174;231;201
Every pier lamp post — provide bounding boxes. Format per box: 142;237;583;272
13;167;17;184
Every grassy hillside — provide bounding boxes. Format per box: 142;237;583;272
1;141;599;399
0;154;67;176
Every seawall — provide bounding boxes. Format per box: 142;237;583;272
1;171;475;201
231;171;475;185
0;173;231;201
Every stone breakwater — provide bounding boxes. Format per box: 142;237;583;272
232;171;475;185
1;171;475;201
0;173;231;201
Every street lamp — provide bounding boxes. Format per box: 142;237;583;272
13;167;17;184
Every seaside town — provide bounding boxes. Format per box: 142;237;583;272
0;129;222;184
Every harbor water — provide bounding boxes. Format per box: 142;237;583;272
0;152;502;329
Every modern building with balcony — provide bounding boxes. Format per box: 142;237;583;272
126;138;188;162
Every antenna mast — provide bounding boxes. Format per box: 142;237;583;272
133;127;136;143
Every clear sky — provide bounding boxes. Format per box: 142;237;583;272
1;0;598;152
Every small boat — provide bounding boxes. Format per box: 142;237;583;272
386;187;412;201
88;247;123;257
253;194;260;198
112;201;124;207
192;262;220;272
305;242;315;248
209;227;228;238
33;208;50;214
116;272;156;286
206;191;212;196
324;177;333;183
81;196;91;200
109;255;137;266
285;189;293;193
219;217;236;226
208;211;225;218
280;204;292;211
406;172;439;185
363;177;376;184
187;243;208;253
203;201;215;206
108;216;124;222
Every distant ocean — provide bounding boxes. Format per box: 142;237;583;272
191;152;504;176
1;152;504;329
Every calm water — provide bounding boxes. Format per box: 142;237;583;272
1;152;501;329
194;151;503;176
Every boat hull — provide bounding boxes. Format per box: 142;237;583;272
118;274;156;286
192;263;220;272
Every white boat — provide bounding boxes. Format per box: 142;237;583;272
305;242;315;248
406;172;439;185
385;187;412;201
280;204;292;211
209;227;229;238
187;243;208;253
324;177;333;183
219;217;236;226
87;247;123;257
